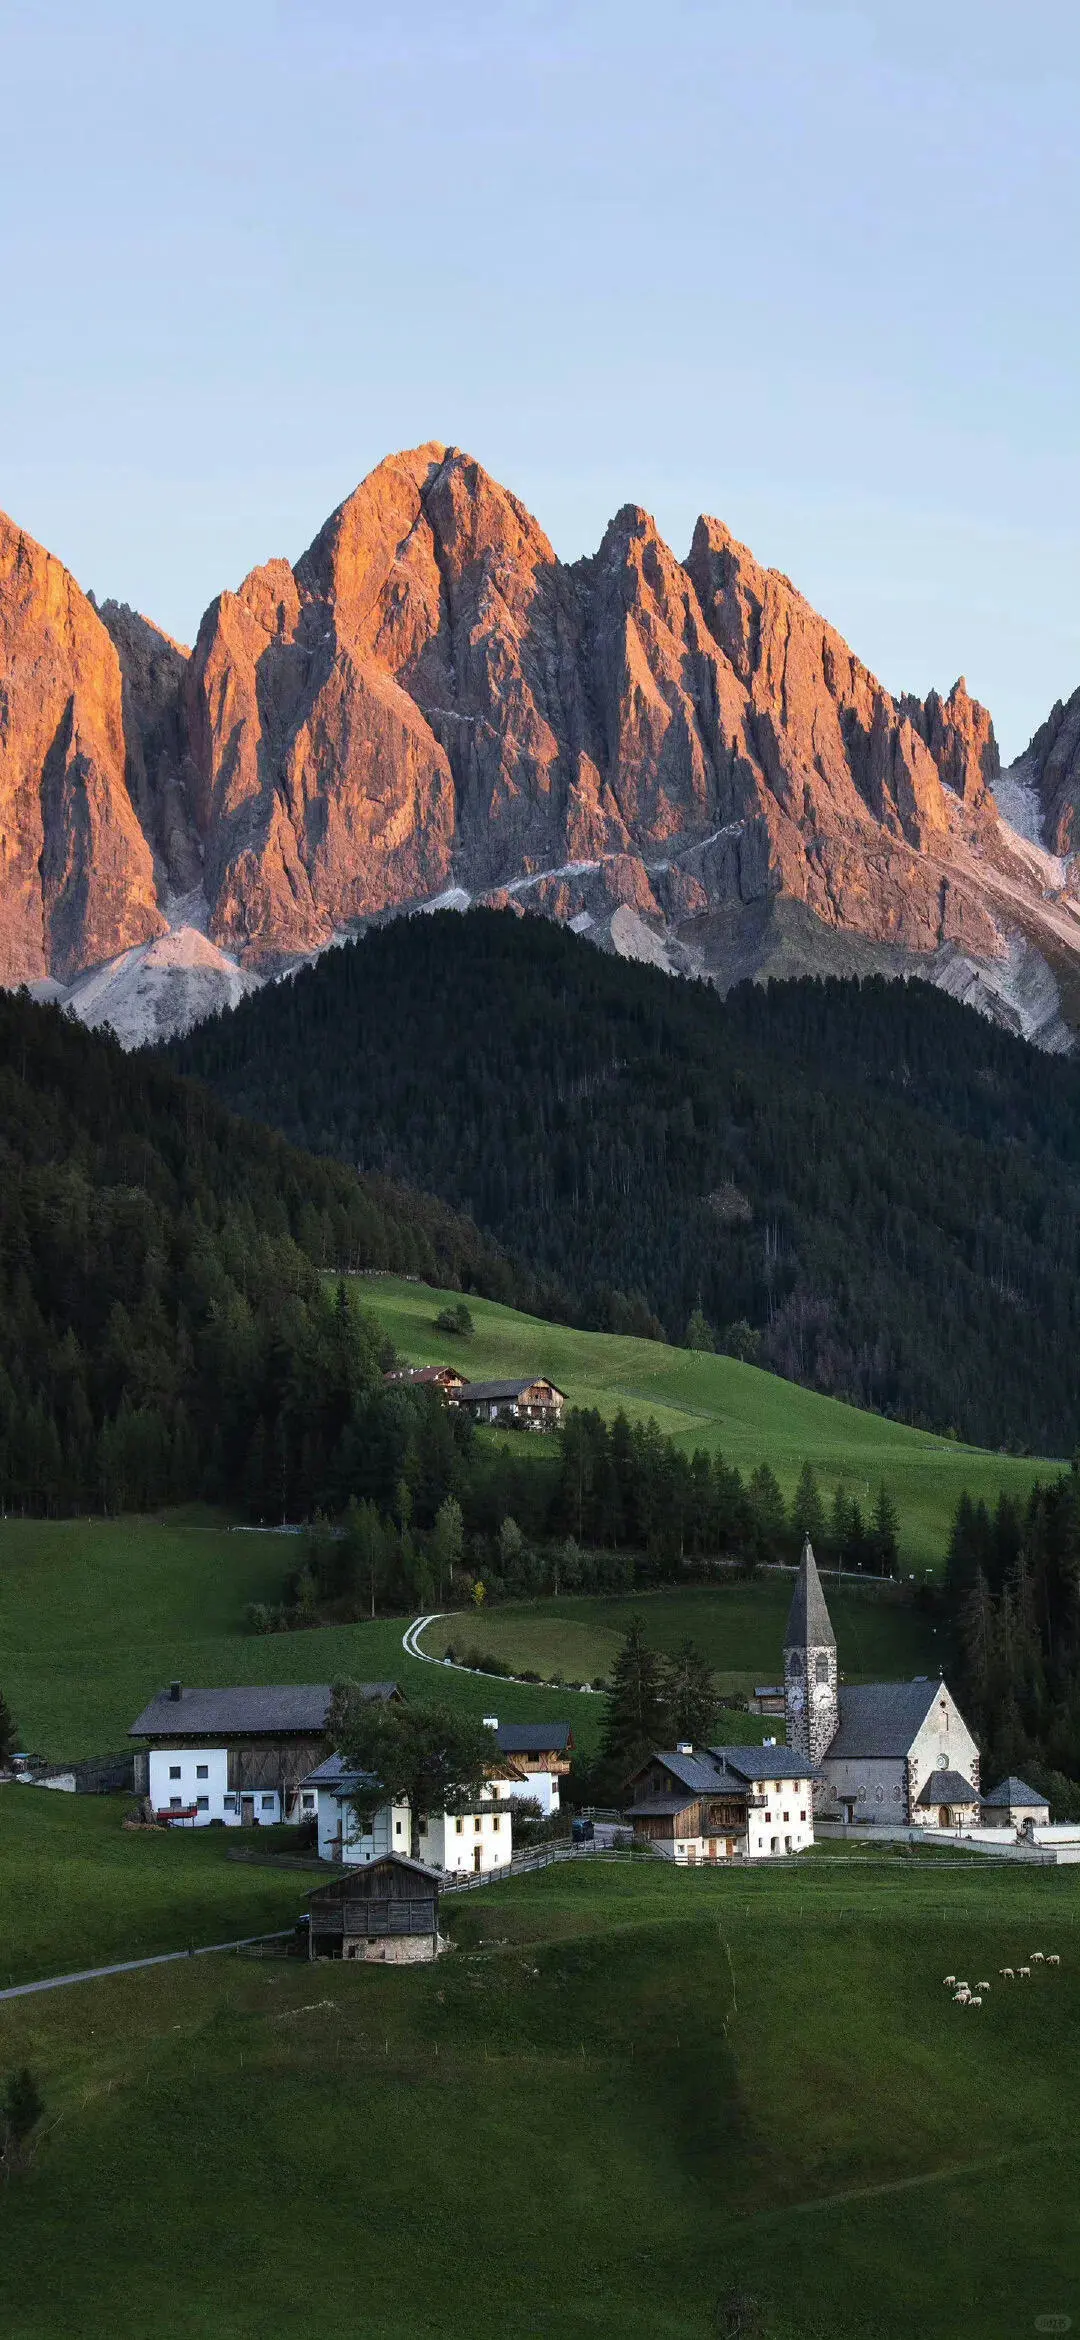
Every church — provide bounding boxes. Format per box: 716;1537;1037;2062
784;1538;982;1830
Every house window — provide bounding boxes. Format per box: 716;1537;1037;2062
770;1837;778;1852
197;1796;209;1811
783;1811;789;1823
196;1765;208;1780
474;1817;482;1833
224;1796;237;1812
395;1820;403;1836
492;1815;501;1831
169;1765;181;1780
301;1793;315;1811
800;1811;806;1822
875;1786;884;1803
261;1795;274;1811
455;1818;464;1835
765;1812;772;1824
170;1796;181;1808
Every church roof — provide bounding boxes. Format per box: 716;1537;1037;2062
708;1744;820;1782
981;1775;1046;1808
826;1678;939;1759
784;1539;836;1650
915;1768;979;1807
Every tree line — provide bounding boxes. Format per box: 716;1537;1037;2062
944;1469;1080;1816
258;1410;901;1633
172;908;1080;1452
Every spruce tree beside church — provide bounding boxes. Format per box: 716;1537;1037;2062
600;1620;670;1779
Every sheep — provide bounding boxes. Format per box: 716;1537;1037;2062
1048;1954;1061;1967
969;1995;983;2008
953;1990;969;2003
1031;1951;1046;1964
999;1967;1015;1979
956;1982;970;1994
975;1981;991;1993
943;1974;957;1987
1018;1965;1031;1979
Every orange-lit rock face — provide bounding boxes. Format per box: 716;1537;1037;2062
0;515;164;982
0;444;1033;996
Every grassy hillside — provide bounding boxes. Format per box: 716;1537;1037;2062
424;1579;943;1698
362;1273;1057;1570
1;1792;1077;2339
0;1515;602;1762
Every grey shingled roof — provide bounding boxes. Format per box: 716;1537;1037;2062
915;1768;979;1807
492;1723;572;1756
651;1749;730;1794
708;1744;820;1783
826;1679;939;1760
784;1539;836;1650
625;1793;701;1818
458;1380;564;1403
981;1775;1047;1808
129;1683;399;1740
302;1752;375;1792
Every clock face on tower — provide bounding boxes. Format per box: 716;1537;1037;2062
788;1677;805;1714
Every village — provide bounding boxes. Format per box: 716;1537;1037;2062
64;1539;1066;1967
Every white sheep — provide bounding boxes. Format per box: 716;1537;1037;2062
1018;1965;1031;1979
1031;1951;1046;1964
1048;1954;1061;1967
975;1981;991;1993
969;1995;983;2008
943;1973;957;1987
953;1990;969;2003
956;1981;970;1993
999;1967;1015;1979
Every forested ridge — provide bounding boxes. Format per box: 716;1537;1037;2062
172;911;1080;1453
0;990;526;1515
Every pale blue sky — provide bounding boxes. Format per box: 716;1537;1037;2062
2;0;1078;757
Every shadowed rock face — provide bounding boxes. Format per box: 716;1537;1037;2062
1021;685;1080;856
0;443;1074;1032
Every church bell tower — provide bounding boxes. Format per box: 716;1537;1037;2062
784;1536;838;1768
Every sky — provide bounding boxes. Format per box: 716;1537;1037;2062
2;0;1079;759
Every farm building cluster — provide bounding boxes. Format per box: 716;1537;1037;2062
384;1364;566;1430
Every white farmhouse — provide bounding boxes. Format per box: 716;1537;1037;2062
483;1718;572;1816
303;1751;512;1876
624;1745;817;1862
128;1680;400;1827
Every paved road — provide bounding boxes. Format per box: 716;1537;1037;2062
0;1928;294;2004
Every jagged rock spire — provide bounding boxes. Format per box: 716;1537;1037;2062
784;1536;836;1651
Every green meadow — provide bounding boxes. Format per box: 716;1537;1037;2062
0;1515;604;1762
0;1791;1077;2340
359;1274;1060;1571
426;1577;944;1700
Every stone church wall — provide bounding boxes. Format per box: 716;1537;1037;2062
820;1756;907;1821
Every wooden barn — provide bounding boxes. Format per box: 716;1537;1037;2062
307;1853;445;1963
453;1377;565;1431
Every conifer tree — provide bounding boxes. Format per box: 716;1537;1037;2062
600;1619;669;1777
870;1483;900;1577
663;1639;718;1748
790;1461;826;1553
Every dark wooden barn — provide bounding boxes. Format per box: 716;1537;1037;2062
307;1854;445;1963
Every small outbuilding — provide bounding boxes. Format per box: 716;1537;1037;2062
307;1853;445;1963
980;1775;1051;1828
914;1768;981;1830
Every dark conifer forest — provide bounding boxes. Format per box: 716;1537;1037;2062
0;990;521;1516
172;910;1080;1453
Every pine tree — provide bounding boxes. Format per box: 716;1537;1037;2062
790;1461;826;1553
428;1495;464;1603
600;1619;669;1777
663;1639;718;1748
684;1305;715;1353
870;1483;900;1577
747;1463;787;1560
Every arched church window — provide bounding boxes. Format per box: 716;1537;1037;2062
815;1654;830;1684
788;1651;803;1676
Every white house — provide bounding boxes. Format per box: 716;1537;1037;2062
624;1745;817;1862
304;1751;512;1876
128;1680;400;1827
483;1718;572;1817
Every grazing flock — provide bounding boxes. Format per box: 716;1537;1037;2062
943;1951;1062;2008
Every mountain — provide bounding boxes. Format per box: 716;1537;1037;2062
3;445;1080;1047
172;909;1080;1454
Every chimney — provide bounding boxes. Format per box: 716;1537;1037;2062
169;1680;183;1702
677;1741;693;1754
482;1715;499;1731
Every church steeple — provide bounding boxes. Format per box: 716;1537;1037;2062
784;1536;838;1768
